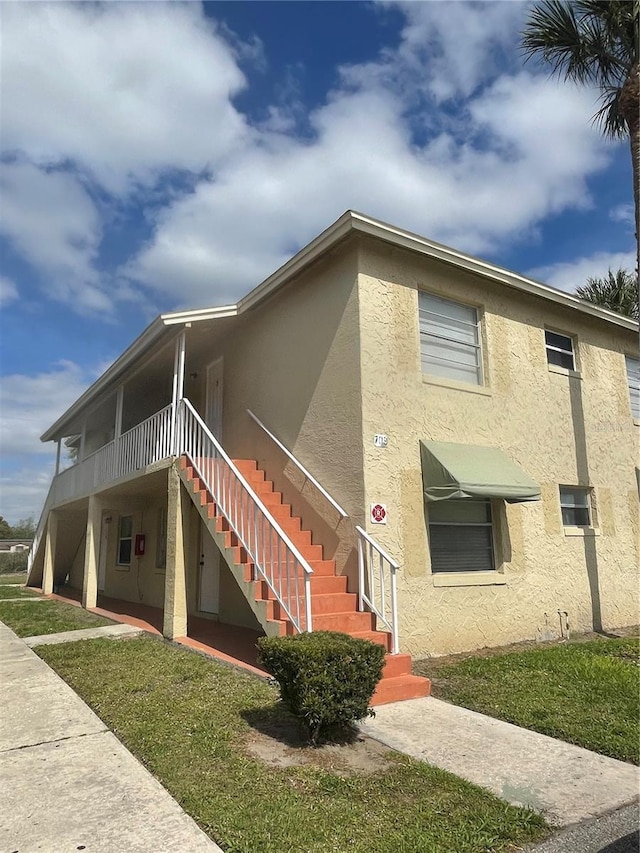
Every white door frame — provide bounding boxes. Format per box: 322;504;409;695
97;514;110;593
204;357;223;439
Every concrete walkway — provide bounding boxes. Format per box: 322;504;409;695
24;622;143;647
361;696;640;827
0;621;222;853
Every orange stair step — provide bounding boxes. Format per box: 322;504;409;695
371;674;431;706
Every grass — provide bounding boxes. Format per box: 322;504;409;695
414;637;640;764
37;637;548;853
0;584;41;599
0;599;115;637
0;572;28;584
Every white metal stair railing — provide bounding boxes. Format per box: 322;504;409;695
356;526;400;654
246;408;401;653
178;398;314;634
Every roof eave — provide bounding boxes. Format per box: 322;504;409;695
40;317;170;442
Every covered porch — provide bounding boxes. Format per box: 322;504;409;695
50;587;267;677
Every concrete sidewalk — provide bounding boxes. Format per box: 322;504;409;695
361;697;640;827
0;621;222;853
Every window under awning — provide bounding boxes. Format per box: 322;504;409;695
420;440;541;503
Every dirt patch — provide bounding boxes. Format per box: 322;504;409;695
412;626;640;679
243;713;394;776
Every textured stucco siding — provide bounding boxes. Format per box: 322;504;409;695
101;497;168;609
356;238;639;656
191;244;365;578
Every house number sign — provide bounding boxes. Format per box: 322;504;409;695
373;434;388;447
370;503;387;524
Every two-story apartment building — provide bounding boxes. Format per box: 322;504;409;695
28;211;639;694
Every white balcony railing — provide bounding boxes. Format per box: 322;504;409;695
29;405;173;572
29;398;398;650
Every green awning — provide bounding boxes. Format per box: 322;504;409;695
420;441;541;503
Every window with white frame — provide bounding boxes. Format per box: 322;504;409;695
626;355;640;419
156;507;167;570
545;330;576;370
419;292;482;385
117;515;133;565
559;487;591;527
428;499;495;572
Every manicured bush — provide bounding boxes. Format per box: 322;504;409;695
257;631;386;743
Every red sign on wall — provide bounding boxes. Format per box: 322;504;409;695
370;503;387;524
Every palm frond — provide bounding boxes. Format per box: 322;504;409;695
575;268;639;319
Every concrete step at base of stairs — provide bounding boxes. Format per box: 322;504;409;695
371;674;431;706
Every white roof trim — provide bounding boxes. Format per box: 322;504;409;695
161;305;238;325
347;212;637;331
41;210;637;441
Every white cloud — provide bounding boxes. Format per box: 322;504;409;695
0;0;623;316
0;275;18;306
0;466;56;526
529;251;636;293
389;0;528;102
1;2;251;193
0;359;109;522
0;161;109;312
609;203;634;227
0;360;95;456
128;69;610;307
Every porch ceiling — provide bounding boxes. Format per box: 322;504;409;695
41;315;239;443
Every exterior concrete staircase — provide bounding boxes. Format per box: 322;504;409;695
179;456;430;705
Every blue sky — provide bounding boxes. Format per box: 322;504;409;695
0;0;635;523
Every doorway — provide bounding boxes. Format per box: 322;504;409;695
205;358;223;439
198;521;220;614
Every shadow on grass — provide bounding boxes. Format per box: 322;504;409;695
241;702;360;748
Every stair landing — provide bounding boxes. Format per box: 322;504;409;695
180;456;430;705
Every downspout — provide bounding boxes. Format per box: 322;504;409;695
55;440;61;476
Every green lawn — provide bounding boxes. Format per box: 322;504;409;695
0;584;41;599
0;599;114;637
37;637;547;853
0;573;28;584
414;637;640;764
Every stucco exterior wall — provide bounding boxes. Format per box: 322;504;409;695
101;496;168;609
193;244;365;581
356;238;639;656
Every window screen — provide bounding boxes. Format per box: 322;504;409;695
428;499;495;573
545;330;575;370
559;487;591;527
626;356;640;419
118;515;133;565
419;292;482;385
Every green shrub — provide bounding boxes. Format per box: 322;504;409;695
0;552;28;574
257;631;385;743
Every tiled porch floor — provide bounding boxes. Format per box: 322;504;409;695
50;588;268;677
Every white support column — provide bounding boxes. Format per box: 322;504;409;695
82;495;102;609
170;329;187;455
42;511;58;595
114;385;124;439
163;465;188;639
55;440;62;476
